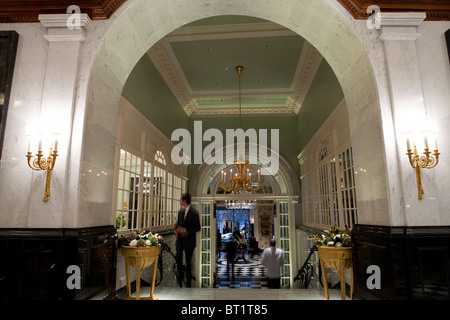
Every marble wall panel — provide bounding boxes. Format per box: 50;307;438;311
210;0;250;17
127;0;176;51
96;13;146;85
168;0;215;27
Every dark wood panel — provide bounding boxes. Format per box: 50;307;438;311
352;224;450;300
0;226;117;300
1;1;450;23
0;0;127;22
338;0;450;20
446;29;450;63
0;31;18;160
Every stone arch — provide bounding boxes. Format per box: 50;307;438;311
79;0;389;226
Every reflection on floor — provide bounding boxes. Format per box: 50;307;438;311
92;286;343;300
215;253;267;289
91;251;348;301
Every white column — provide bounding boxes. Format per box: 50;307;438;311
376;12;440;225
27;14;90;227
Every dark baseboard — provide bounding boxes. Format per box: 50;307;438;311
0;226;117;300
352;224;450;300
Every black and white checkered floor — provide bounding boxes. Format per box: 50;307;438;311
215;252;267;289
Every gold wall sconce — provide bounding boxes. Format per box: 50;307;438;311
25;121;61;202
26;140;58;202
405;124;440;200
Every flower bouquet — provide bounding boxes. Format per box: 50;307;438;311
313;226;352;247
118;228;163;248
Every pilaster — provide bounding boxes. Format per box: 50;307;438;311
27;14;91;228
376;12;440;226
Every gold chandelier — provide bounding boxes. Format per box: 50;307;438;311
220;66;262;194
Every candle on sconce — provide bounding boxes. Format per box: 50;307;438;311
434;137;438;151
28;140;31;153
423;136;428;150
54;138;58;152
406;137;411;150
38;140;42;152
221;170;224;182
224;172;227;182
258;169;260;180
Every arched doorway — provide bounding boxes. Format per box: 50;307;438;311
77;0;391;287
190;149;300;288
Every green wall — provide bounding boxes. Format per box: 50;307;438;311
297;60;344;152
121;54;190;138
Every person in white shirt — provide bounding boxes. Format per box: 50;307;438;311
261;238;284;289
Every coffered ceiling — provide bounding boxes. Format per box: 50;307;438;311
147;16;323;117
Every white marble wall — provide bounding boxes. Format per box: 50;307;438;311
0;0;449;229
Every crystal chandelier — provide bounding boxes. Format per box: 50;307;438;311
225;199;257;210
220;66;262;194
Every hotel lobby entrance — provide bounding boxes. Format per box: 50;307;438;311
214;206;274;289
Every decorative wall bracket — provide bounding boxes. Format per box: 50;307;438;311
26;144;58;202
406;138;440;200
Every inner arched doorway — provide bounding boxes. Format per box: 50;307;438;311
190;147;301;288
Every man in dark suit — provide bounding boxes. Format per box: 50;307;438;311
174;193;200;287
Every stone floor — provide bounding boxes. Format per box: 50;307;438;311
92;286;346;300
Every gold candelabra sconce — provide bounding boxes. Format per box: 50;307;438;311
405;127;439;200
26;138;59;202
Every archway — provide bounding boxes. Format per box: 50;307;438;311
190;145;300;288
78;0;390;285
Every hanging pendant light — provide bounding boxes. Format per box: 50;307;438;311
220;66;262;195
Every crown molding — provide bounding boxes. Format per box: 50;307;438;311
147;24;321;117
0;0;126;23
337;0;450;21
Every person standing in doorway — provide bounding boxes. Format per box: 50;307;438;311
225;238;237;280
261;238;285;289
175;193;200;287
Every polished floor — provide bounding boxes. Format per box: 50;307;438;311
151;287;335;300
93;251;347;300
93;286;344;300
215;253;267;289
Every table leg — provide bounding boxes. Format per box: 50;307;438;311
350;266;354;300
339;268;346;300
125;260;131;299
320;259;329;300
150;255;159;300
135;267;141;300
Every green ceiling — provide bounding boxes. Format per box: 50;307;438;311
170;35;305;92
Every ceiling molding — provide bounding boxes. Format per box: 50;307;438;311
147;22;322;117
288;42;323;114
337;0;450;21
0;0;126;23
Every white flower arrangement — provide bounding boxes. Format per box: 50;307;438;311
313;226;352;247
118;228;163;247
